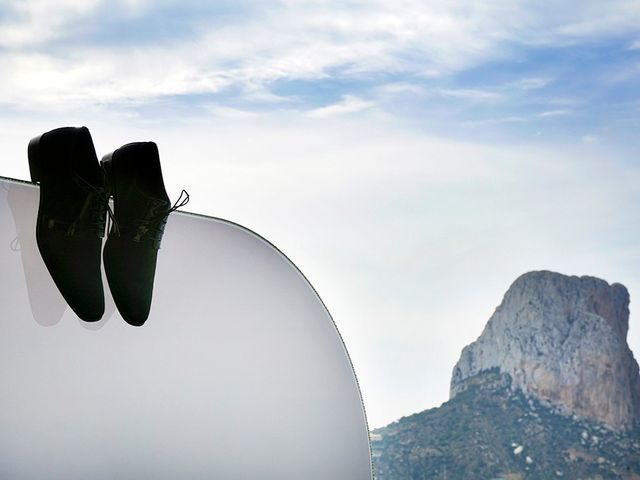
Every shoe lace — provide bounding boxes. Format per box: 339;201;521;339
115;189;189;249
46;173;113;238
70;173;117;238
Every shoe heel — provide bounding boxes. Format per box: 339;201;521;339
28;135;44;183
100;151;116;193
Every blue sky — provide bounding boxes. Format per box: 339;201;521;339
0;0;639;428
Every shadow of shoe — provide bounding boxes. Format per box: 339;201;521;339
7;181;116;328
7;181;66;326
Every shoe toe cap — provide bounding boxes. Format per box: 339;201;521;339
37;233;105;321
104;239;157;326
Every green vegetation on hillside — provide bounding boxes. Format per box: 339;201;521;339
372;370;640;480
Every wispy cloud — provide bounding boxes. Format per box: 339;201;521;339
374;82;427;96
0;0;639;109
438;88;502;102
460;109;573;128
521;1;640;47
538;109;572;117
0;1;100;48
241;84;295;104
460;116;528;127
307;95;375;118
508;77;553;90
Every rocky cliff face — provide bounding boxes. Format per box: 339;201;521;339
451;271;640;429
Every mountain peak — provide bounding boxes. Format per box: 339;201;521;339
450;270;640;429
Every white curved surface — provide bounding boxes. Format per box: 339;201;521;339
0;177;372;480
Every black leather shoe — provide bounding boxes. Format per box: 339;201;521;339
101;142;188;326
28;126;107;322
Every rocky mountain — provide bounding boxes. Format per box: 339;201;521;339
451;271;640;429
372;271;640;479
